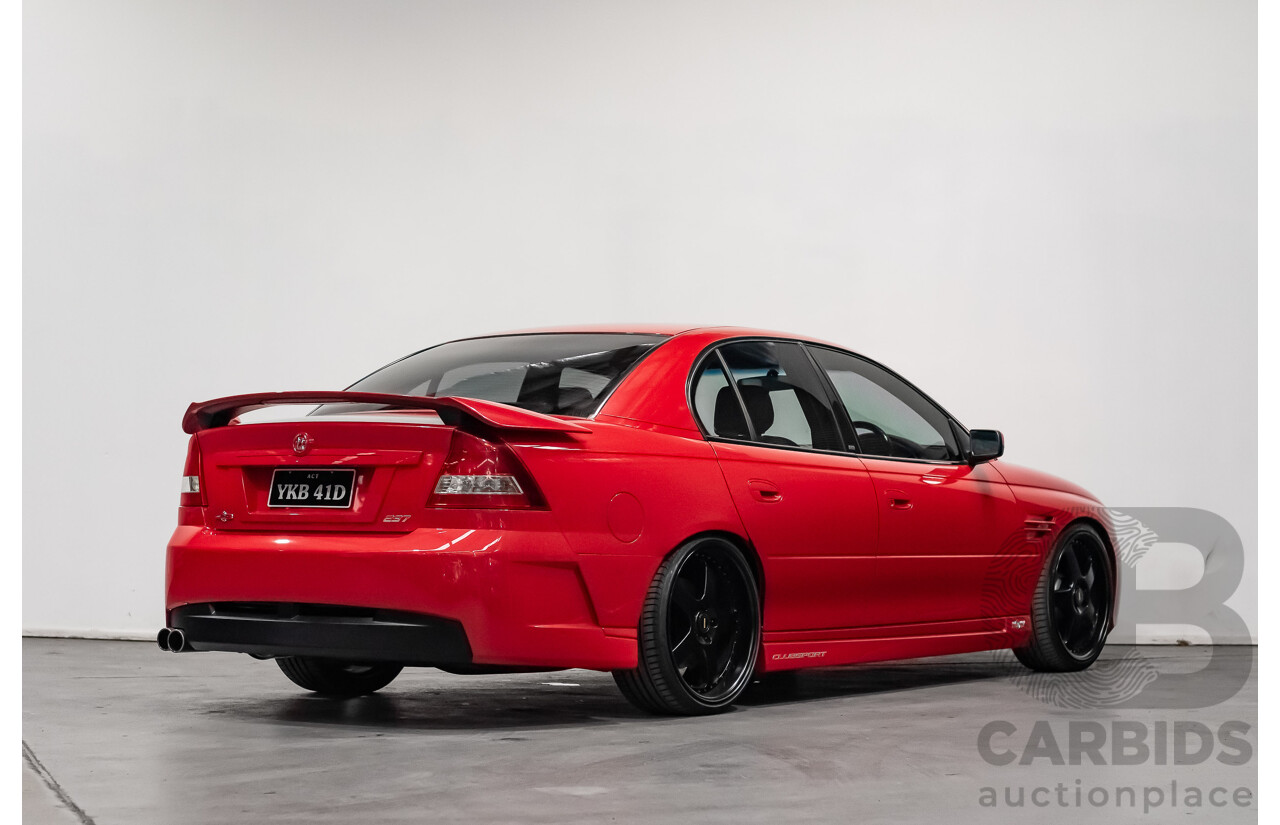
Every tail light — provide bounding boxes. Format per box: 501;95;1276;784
180;435;206;507
429;431;543;509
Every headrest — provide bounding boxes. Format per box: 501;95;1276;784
714;384;776;438
738;384;774;433
714;386;750;438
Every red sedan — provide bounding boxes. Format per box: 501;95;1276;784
164;325;1118;714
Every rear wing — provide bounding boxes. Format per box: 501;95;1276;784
182;391;592;435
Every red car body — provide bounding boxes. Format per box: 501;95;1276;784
165;325;1118;709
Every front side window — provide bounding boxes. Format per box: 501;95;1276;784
691;340;842;451
810;347;958;461
315;333;666;418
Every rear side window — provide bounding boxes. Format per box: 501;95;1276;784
315;333;666;418
691;340;842;451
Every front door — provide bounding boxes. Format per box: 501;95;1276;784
858;457;1020;624
808;345;1023;626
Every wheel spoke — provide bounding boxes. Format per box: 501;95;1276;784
1060;610;1079;647
1082;603;1098;634
671;627;695;668
704;563;722;607
674;576;700;616
680;646;701;684
700;558;713;602
1062;546;1082;580
1051;593;1070;619
709;634;738;688
695;645;713;688
1072;610;1093;649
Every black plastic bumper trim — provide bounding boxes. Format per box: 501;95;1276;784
171;602;473;665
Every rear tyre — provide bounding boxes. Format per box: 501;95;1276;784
1014;523;1113;672
276;657;403;697
612;537;761;715
613;668;661;713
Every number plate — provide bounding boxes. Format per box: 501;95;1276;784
268;469;357;509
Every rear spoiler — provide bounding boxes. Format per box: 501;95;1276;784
182;391;592;435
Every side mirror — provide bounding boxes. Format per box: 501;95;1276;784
967;429;1004;463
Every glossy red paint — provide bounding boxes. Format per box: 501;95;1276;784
857;457;1025;626
166;326;1118;686
709;439;879;632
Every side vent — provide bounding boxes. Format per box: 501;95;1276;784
1024;515;1056;537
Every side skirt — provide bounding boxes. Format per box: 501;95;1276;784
761;615;1031;672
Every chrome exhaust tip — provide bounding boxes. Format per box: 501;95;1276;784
166;628;188;653
157;628;171;651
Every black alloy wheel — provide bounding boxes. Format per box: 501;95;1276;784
614;538;761;715
1015;523;1112;672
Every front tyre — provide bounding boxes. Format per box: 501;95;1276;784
1014;523;1113;672
276;657;403;697
613;538;761;715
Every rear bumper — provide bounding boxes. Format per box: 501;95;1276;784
166;524;638;671
171;602;473;666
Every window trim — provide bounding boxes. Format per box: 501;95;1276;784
714;348;760;441
799;343;864;454
686;336;971;465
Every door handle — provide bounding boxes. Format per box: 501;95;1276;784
748;479;782;502
921;475;945;485
885;488;912;510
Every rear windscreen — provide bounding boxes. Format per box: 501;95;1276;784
314;333;667;418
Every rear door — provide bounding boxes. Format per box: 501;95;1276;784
807;346;1023;625
693;340;880;632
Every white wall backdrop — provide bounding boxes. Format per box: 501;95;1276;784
24;1;1256;641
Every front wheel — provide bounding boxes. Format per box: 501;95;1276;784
613;538;761;715
276;656;403;697
1014;523;1113;672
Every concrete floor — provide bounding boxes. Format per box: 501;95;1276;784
23;639;1256;824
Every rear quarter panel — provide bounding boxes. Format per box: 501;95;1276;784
508;423;745;631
